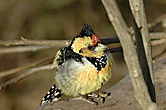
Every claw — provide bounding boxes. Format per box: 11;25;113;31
68;96;98;105
67;92;111;105
87;92;111;103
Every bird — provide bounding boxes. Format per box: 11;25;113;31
40;24;114;105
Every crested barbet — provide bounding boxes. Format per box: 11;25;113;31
40;24;114;105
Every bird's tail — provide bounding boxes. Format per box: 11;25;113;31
40;84;62;105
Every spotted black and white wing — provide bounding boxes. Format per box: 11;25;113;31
40;84;63;105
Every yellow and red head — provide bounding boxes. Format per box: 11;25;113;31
71;24;108;58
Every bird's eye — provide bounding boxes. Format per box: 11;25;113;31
88;46;95;50
79;49;83;53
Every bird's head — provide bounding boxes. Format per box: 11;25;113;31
70;24;108;58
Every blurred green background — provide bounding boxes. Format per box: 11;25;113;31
0;0;166;110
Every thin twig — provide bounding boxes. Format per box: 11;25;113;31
0;39;71;47
148;13;166;31
153;49;166;61
101;37;120;44
107;47;122;53
150;32;166;39
151;39;166;46
0;46;53;54
0;55;55;78
0;64;56;90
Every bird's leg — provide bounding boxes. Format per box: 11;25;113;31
70;92;111;105
87;92;111;103
68;95;98;105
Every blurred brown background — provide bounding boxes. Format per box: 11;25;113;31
0;0;166;110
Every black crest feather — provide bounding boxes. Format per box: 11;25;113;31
70;24;95;45
80;24;95;37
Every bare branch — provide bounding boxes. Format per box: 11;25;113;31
153;49;166;61
132;14;156;104
102;0;158;110
149;13;166;30
0;55;55;78
129;0;154;83
150;32;166;39
0;64;56;90
0;39;71;47
0;46;53;54
151;39;166;46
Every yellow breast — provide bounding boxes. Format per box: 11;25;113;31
55;53;113;97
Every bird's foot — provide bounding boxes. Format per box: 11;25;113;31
87;92;111;103
67;96;98;105
67;92;111;105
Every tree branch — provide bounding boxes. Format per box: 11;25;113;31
151;39;166;46
148;13;166;31
0;55;55;79
129;0;154;85
150;32;166;39
101;0;158;110
0;39;71;47
0;46;53;54
132;14;156;103
0;64;56;90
